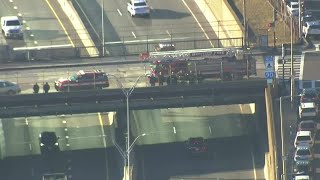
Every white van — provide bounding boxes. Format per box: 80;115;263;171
303;21;320;38
127;0;150;17
299;102;318;119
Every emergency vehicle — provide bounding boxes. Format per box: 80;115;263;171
145;48;256;82
54;70;109;92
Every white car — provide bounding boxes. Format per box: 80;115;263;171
294;175;310;180
299;102;318;119
1;16;23;39
303;21;320;38
294;131;314;148
294;145;314;162
287;1;299;16
127;0;150;17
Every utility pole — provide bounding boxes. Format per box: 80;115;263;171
290;16;295;104
101;0;105;57
298;0;302;39
243;0;247;48
273;8;276;50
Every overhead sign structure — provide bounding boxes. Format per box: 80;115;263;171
265;56;274;84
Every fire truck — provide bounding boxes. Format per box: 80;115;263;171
54;70;109;92
146;48;256;82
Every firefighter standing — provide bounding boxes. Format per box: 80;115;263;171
43;82;50;94
33;83;39;94
158;72;165;86
149;74;156;87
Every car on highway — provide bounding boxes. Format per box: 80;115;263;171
302;14;317;24
127;0;150;17
154;43;176;52
294;145;314;162
303;21;320;38
0;80;21;95
299;102;318;119
293;174;311;180
1;16;23;39
298;120;317;135
54;70;109;91
185;137;208;156
294;160;313;175
39;131;60;155
294;130;314;148
300;89;318;103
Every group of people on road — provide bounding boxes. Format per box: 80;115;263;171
149;71;204;87
33;82;50;94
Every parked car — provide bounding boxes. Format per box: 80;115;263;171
0;80;21;95
294;130;314;148
300;89;318;103
294;145;314;162
299;102;318;119
298;120;317;136
154;43;176;52
303;21;320;38
294;160;313;175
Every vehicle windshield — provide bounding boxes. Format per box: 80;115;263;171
297;136;311;141
134;2;147;6
41;133;57;144
6;20;20;26
300;122;315;129
292;4;299;8
310;25;320;29
70;74;78;81
297;149;311;156
189;139;205;147
302;108;315;113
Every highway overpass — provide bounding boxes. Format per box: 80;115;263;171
0;79;266;118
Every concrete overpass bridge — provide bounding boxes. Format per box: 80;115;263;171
0;79;266;118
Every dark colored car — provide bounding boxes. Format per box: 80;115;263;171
294;160;313;175
298;120;317;135
185;137;208;155
39;131;60;155
300;89;318;103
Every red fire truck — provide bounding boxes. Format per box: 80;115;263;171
146;48;256;82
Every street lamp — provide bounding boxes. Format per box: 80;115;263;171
107;74;146;180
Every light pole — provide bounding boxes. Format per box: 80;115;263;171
107;74;146;180
290;15;295;104
101;0;105;57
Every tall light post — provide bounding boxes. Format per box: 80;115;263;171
290;15;295;104
101;0;105;57
107;74;146;180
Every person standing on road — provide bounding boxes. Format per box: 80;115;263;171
33;83;39;94
43;82;50;94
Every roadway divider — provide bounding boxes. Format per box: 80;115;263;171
195;0;243;47
56;0;99;57
264;85;278;180
0;119;6;159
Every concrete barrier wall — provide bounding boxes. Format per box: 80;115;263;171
0;119;6;159
264;86;278;180
204;0;244;47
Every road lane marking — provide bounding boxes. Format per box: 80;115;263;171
45;0;75;47
98;112;107;147
166;30;171;37
181;0;213;47
209;126;212;134
25;118;28;125
251;147;257;180
9;0;13;3
131;31;137;39
117;9;123;16
173;126;176;134
29;144;32;151
13;6;18;10
17;13;22;17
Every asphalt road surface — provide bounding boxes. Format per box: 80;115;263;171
0;63;265;179
73;0;216;55
135;135;264;180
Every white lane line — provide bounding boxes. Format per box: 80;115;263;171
9;0;13;3
117;9;122;16
17;13;22;17
13;6;18;10
166;30;171;37
131;31;137;39
25;118;28;125
105;36;194;45
29;144;32;151
251;147;257;180
181;0;213;47
173;126;176;134
209;126;212;134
